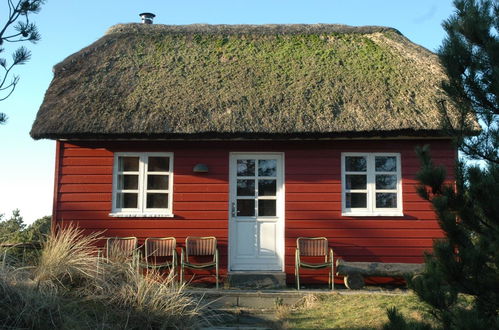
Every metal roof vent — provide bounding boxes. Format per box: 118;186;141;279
139;12;155;24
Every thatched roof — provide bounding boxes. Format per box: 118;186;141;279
31;23;465;140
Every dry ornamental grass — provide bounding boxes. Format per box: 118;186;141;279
0;226;213;329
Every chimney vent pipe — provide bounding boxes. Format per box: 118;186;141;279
139;12;155;24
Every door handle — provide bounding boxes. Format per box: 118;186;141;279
231;202;236;217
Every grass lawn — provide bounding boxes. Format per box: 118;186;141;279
279;292;433;329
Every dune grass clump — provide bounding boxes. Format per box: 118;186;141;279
34;226;101;291
0;226;211;329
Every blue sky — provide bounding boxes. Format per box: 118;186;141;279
0;0;456;223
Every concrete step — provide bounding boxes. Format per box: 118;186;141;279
227;272;286;289
190;289;306;309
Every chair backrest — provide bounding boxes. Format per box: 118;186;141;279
145;237;176;257
297;237;328;257
106;237;138;258
185;236;217;258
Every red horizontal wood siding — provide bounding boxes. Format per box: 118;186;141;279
54;139;455;284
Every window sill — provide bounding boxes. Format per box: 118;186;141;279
108;213;175;218
342;212;404;217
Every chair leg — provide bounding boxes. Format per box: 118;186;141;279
331;264;335;290
180;263;184;285
296;266;300;290
215;266;219;289
215;250;219;289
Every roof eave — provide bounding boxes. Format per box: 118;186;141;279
30;129;470;141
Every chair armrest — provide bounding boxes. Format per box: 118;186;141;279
329;248;334;263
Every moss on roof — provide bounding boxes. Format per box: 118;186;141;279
30;23;466;140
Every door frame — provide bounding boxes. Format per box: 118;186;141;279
228;152;285;272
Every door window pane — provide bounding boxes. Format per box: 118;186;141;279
237;160;255;176
345;156;367;172
258;159;277;177
258;200;276;216
116;193;138;208
376;193;397;208
258;179;276;196
345;175;367;189
237;180;255;196
146;193;169;208
118;175;139;190
148;157;170;172
375;156;397;172
375;175;397;189
119;157;139;171
346;193;367;208
147;174;169;190
237;199;255;216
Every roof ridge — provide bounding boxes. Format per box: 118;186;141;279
105;23;402;36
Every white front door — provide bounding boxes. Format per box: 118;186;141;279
229;153;284;271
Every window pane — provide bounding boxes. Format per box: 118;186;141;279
147;174;169;190
118;174;138;190
237;199;255;216
237;160;255;176
345;175;367;189
258;159;277;177
148;157;170;172
258;200;276;216
346;193;367;208
258;179;276;196
116;193;138;209
146;193;168;208
345;156;367;172
119;157;139;171
237;179;255;196
376;193;397;208
376;175;397;189
375;156;397;172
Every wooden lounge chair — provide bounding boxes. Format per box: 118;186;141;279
295;237;334;290
105;236;138;262
180;236;219;288
140;237;177;276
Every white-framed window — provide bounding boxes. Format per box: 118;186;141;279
110;152;173;217
341;153;403;216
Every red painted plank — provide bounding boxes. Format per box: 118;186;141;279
60;219;228;229
174;202;227;211
175;193;228;202
59;184;111;193
59;193;112;202
284;219;441;230
62;157;114;166
285;228;443;238
63;149;113;157
174;174;227;184
60;175;112;184
174;184;228;193
78;228;228;238
62;166;112;175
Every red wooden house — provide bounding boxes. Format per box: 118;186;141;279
30;23;461;286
